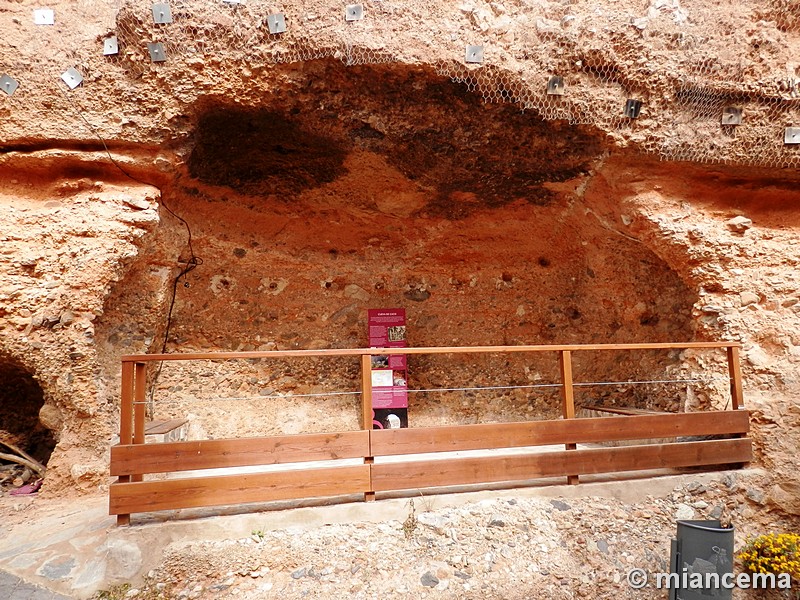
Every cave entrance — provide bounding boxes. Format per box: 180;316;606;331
0;360;56;485
107;62;702;436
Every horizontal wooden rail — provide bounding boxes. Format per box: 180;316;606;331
109;465;370;515
370;439;752;492
109;411;751;516
121;341;739;363
111;431;370;476
113;340;748;523
369;411;750;456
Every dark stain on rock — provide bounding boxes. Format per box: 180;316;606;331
186;62;604;217
188;107;349;197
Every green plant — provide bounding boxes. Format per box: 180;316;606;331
739;533;800;579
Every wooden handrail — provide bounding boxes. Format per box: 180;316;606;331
111;342;751;525
121;341;740;363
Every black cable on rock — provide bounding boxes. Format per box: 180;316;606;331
59;83;203;415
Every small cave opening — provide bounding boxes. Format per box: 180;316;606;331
0;360;57;478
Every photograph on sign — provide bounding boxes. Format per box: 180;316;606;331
387;325;406;342
371;355;389;369
372;409;408;429
370;369;393;388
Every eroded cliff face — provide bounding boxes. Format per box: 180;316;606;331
0;0;799;501
0;160;166;488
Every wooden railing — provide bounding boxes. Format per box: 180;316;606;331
110;342;750;525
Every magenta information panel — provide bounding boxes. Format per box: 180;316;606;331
368;308;408;429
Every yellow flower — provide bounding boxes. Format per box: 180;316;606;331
739;533;800;577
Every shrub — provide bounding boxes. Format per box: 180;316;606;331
739;533;800;579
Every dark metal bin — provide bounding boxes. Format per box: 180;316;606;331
669;520;734;600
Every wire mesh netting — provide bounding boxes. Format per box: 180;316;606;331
0;0;799;167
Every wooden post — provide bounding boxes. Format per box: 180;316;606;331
559;350;579;485
132;362;147;483
120;361;135;445
133;362;147;444
360;354;376;501
360;355;373;430
727;346;743;411
117;361;135;526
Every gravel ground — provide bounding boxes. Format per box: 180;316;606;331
108;471;796;600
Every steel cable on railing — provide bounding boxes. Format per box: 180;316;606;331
133;376;733;405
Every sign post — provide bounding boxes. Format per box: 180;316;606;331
367;308;408;429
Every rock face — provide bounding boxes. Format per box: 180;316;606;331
0;174;166;492
726;216;753;234
0;0;798;500
1;0;799;169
